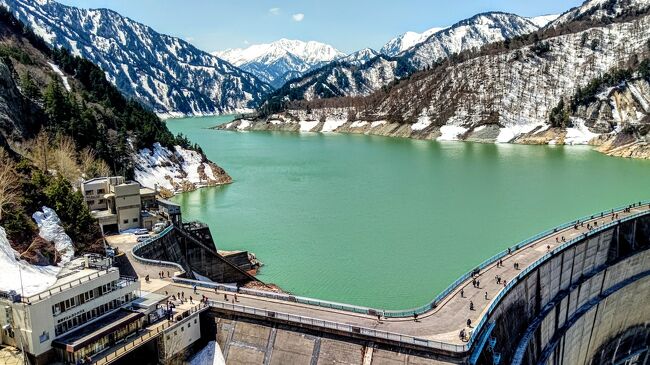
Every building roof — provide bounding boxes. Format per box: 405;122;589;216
51;309;144;351
140;187;156;196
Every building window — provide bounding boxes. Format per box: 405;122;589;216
97;188;105;194
133;218;138;223
85;190;94;195
98;199;105;204
88;200;95;205
123;219;129;224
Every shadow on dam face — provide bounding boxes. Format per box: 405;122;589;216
476;214;650;365
589;324;650;365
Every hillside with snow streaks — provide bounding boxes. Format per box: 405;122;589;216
214;39;344;88
551;0;650;26
133;143;232;194
1;0;271;116
401;12;539;70
265;12;542;102
224;9;650;158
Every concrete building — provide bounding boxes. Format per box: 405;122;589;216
0;255;141;364
81;177;160;233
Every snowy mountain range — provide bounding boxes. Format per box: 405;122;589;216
0;0;272;117
224;0;650;159
264;12;548;103
214;39;345;88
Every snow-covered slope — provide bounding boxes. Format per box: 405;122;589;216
32;207;74;266
380;27;444;56
551;0;650;26
1;0;272;116
401;12;539;70
0;207;75;297
266;12;541;102
527;14;560;28
214;39;344;88
133;143;232;194
338;48;380;66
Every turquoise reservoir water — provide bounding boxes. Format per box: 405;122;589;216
166;115;650;309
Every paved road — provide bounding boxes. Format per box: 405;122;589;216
133;204;650;347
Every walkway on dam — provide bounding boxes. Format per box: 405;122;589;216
135;203;650;348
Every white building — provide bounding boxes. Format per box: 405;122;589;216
0;256;141;364
81;177;158;233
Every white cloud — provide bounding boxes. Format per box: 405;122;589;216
185;36;194;42
292;13;305;22
243;40;249;45
269;7;280;15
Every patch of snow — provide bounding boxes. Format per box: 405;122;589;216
370;120;387;128
299;121;319;132
0;226;59;297
269;119;283;125
496;124;542;143
189;341;225;365
350;121;368;128
237;120;251;130
321;119;347;132
32;206;74;266
437;125;468;141
564;118;600;145
411;116;431;131
47;62;71;91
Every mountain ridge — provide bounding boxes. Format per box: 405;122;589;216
1;0;272;116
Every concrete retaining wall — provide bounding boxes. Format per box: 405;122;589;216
479;215;650;365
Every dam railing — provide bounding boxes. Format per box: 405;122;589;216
130;225;186;274
173;201;650;320
129;201;650;352
208;299;467;353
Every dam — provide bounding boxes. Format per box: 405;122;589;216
104;201;650;365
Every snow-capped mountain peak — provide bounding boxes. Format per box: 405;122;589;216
380;27;445;56
214;39;345;88
339;48;379;66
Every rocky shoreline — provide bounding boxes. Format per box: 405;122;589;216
216;117;650;160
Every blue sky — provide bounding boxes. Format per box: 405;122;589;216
58;0;582;53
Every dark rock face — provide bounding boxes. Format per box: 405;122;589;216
2;0;272;115
0;60;40;148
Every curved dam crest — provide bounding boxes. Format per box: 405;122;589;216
165;115;650;309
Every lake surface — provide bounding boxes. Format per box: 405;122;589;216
166;115;650;309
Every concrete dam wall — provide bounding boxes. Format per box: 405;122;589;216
477;215;650;365
133;226;257;285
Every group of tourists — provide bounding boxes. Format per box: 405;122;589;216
496;259;504;267
513;262;520;270
157;270;170;279
472;278;481;288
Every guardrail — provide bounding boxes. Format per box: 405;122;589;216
466;209;650;350
170;202;650;320
130;226;186;274
208;300;466;353
22;268;115;303
130;201;650;353
383;200;650;318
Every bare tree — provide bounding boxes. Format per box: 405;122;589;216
53;135;81;184
27;129;53;172
0;148;20;221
